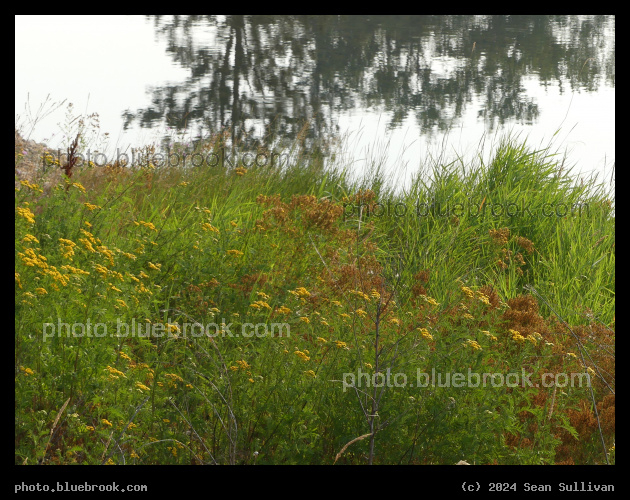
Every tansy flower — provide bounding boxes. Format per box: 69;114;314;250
461;286;474;298
316;337;328;343
355;309;368;318
295;351;310;361
417;328;433;340
102;419;113;427
334;341;348;349
299;317;310;324
464;339;483;351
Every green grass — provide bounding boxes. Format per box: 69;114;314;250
15;127;614;465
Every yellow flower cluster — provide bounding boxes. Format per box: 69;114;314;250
201;222;220;233
290;287;311;298
16;206;36;225
481;330;497;341
276;305;291;314
250;301;271;310
461;286;474;298
508;329;526;343
135;220;157;231
105;365;126;379
464;339;483;351
59;238;77;259
227;249;243;257
20;179;43;193
295;350;310;361
334;340;348;349
350;289;370;301
417;328;433;340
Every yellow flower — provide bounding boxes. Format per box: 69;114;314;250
464;339;483;351
102;419;113;427
84;203;101;211
147;262;161;271
461;286;474;298
299;316;310;324
294;350;310;361
388;317;401;326
16;206;36;225
227;249;243;257
355;309;368;318
316;337;328;343
22;234;39;244
236;360;251;370
334;340;348;349
34;287;47;295
304;370;316;378
417;328;433;340
135;382;150;391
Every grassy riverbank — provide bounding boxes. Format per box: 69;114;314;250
15;128;614;464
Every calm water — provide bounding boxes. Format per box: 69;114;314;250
16;15;615;187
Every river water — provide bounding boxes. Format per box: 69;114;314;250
15;15;615;189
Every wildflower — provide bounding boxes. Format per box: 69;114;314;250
85;426;95;432
299;316;310;324
71;182;86;193
22;234;39;244
476;292;491;305
290;287;311;298
508;329;526;343
116;299;127;308
102;419;113;427
567;352;578;359
295;350;310;361
135;382;150;391
339;313;350;319
526;334;538;346
462;313;474;320
136;220;157;231
417;328;433;340
587;367;596;377
20;179;43;193
334;340;348;349
370;289;381;300
236;360;251;370
464;339;483;351
105;366;126;378
388;317;401;326
20;367;35;376
201;222;220;233
16;206;36;224
15;273;22;289
330;300;342;307
364;363;373;370
304;370;316;378
461;286;474;298
316;337;328;343
34;287;47;295
227;249;243;257
84;203;101;211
